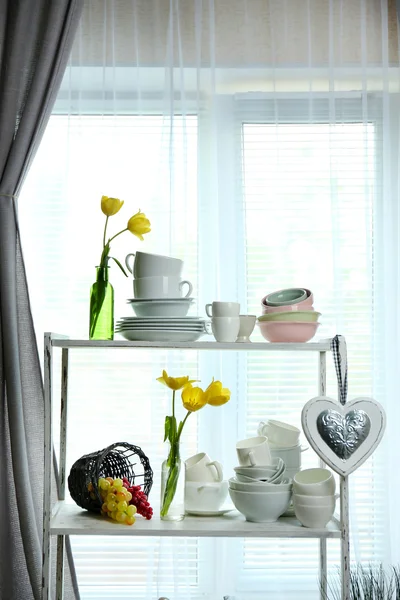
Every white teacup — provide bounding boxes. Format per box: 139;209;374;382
133;275;193;299
205;301;240;318
211;317;240;343
236;436;272;467
184;480;228;512
125;251;183;278
260;419;300;448
293;468;336;497
185;452;223;483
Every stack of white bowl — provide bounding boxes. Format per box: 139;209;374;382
258;419;303;480
184;453;229;515
293;468;337;528
116;251;208;342
228;436;292;523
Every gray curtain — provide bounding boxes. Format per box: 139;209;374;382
0;1;83;599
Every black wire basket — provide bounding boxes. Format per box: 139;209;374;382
68;442;153;512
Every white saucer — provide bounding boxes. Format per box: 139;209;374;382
185;507;233;517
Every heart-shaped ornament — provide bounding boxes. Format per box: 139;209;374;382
302;396;386;476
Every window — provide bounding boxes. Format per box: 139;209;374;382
19;91;386;598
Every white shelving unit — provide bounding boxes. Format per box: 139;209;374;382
42;333;350;600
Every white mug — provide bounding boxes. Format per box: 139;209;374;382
184;480;228;512
125;251;183;278
205;301;240;318
211;317;240;343
236;436;272;467
185;452;223;483
293;468;336;497
133;275;193;299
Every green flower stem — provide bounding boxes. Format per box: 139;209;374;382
177;411;191;441
102;216;109;249
108;227;128;244
172;390;176;434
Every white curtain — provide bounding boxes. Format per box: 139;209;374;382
18;1;400;598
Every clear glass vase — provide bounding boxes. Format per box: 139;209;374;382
160;441;185;521
89;266;114;340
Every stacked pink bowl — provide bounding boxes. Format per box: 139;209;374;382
257;288;321;343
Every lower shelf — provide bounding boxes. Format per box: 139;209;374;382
51;502;341;539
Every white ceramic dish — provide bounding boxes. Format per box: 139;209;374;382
116;325;206;331
269;444;303;469
185;480;229;512
127;298;194;303
229;477;293;493
234;458;284;479
185;508;233;517
293;493;337;507
228;488;291;523
294;503;335;528
261;419;300;448
117;329;207;342
127;299;195;317
119;316;204;321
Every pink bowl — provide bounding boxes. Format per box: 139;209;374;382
258;321;319;343
261;289;314;313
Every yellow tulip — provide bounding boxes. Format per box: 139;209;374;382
101;195;124;216
157;369;196;391
127;210;151;241
181;384;207;412
204;379;231;406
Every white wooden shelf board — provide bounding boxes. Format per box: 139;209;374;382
50;338;332;352
50;502;340;539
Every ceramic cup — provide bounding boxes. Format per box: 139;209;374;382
205;301;240;318
211;317;240;343
236;315;257;342
133;275;193;299
236;436;272;467
125;251;183;278
184;480;228;512
185;452;223;483
293;468;336;497
259;419;300;448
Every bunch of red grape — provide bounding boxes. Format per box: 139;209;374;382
122;477;153;520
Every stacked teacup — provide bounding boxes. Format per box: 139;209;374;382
126;251;193;301
228;436;292;523
205;302;257;343
184;452;228;515
258;419;303;480
292;468;337;528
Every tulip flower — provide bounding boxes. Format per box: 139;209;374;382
101;195;124;217
204;379;231;406
127;210;151;241
157;370;196;391
181;384;207;412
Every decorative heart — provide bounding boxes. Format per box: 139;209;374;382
302;396;386;476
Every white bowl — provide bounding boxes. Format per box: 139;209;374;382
229;477;293;493
293;493;337;508
185;480;229;512
293;468;335;497
294;503;335;528
234;458;284;480
261;419;300;448
229;488;291;523
128;298;194;317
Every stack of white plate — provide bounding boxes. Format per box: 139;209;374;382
127;297;194;318
116;317;209;342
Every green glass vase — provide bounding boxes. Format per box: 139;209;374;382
89;266;114;340
160;441;185;521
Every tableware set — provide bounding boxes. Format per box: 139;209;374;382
206;302;256;342
184;452;229;515
257;288;321;343
257;419;304;480
117;252;208;341
228;435;292;523
292;468;337;528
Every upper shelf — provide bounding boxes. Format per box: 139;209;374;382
47;335;332;352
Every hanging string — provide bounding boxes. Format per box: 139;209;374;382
331;334;348;405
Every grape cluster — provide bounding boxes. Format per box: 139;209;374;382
122;477;153;520
89;477;137;525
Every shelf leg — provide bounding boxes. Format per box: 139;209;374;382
318;351;327;599
340;476;350;600
59;348;69;501
56;536;65;600
42;334;53;600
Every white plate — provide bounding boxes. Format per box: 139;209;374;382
127;298;195;303
185;508;234;517
116;326;206;331
117;329;207;342
119;316;204;321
